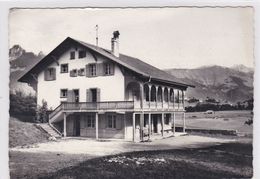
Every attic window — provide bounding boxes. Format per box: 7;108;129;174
104;63;114;75
70;69;78;77
60;64;68;73
44;67;56;81
70;51;75;60
89;64;97;76
79;50;86;58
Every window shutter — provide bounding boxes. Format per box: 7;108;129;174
116;116;121;129
67;90;74;102
85;64;90;77
97;63;103;76
97;88;101;102
86;89;91;102
111;63;115;75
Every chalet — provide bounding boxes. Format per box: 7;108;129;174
18;31;194;142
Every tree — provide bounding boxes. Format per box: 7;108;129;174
35;100;49;123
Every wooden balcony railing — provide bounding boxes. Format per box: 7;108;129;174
49;100;185;120
62;101;135;111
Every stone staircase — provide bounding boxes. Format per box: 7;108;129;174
36;123;62;138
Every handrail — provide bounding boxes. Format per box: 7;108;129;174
49;103;63;119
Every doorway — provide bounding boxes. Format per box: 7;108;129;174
153;115;158;133
74;115;80;136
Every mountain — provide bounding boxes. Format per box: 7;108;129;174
9;45;253;103
9;45;43;95
165;65;254;103
231;64;254;74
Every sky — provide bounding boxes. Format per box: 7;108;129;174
9;7;254;69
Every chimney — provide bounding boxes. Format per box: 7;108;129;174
111;31;120;57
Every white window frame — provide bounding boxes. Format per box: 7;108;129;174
60;89;68;98
107;114;116;129
86;114;95;128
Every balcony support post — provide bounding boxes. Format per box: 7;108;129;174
172;112;175;134
63;112;67;137
133;113;136;142
96;112;99;140
148;113;151;140
161;113;164;137
140;113;144;142
183;112;186;133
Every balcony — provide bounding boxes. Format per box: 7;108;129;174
49;100;185;121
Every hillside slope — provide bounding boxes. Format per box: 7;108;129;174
9;117;49;147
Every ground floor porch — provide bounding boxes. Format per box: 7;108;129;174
51;111;186;142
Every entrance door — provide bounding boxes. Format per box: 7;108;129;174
153;115;158;133
74;115;80;136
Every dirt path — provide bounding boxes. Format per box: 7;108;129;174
10;135;235;155
9;135;236;179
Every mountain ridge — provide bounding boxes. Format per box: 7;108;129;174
9;45;254;103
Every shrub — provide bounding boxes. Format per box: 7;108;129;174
10;91;37;122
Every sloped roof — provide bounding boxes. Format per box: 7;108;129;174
18;37;194;88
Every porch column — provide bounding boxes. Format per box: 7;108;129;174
172;112;175;134
133;113;136;142
140;83;144;109
96;113;99;140
148;85;151;108
168;89;170;110
155;86;158;109
140;113;144;141
161;113;164;137
161;87;164;108
63;112;67;137
183;112;186;133
148;113;151;140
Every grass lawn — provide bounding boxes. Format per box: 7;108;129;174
175;110;253;134
41;141;252;179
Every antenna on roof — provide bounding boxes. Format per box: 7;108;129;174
95;25;99;47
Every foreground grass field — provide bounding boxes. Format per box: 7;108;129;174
41;141;252;179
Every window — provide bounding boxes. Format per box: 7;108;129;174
44;67;56;81
70;51;75;60
107;115;116;128
78;68;85;76
78;50;86;58
104;63;114;75
104;63;112;75
60;64;68;73
87;115;95;128
70;69;77;77
89;64;97;76
60;89;68;98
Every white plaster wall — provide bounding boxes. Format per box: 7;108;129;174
37;46;125;109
